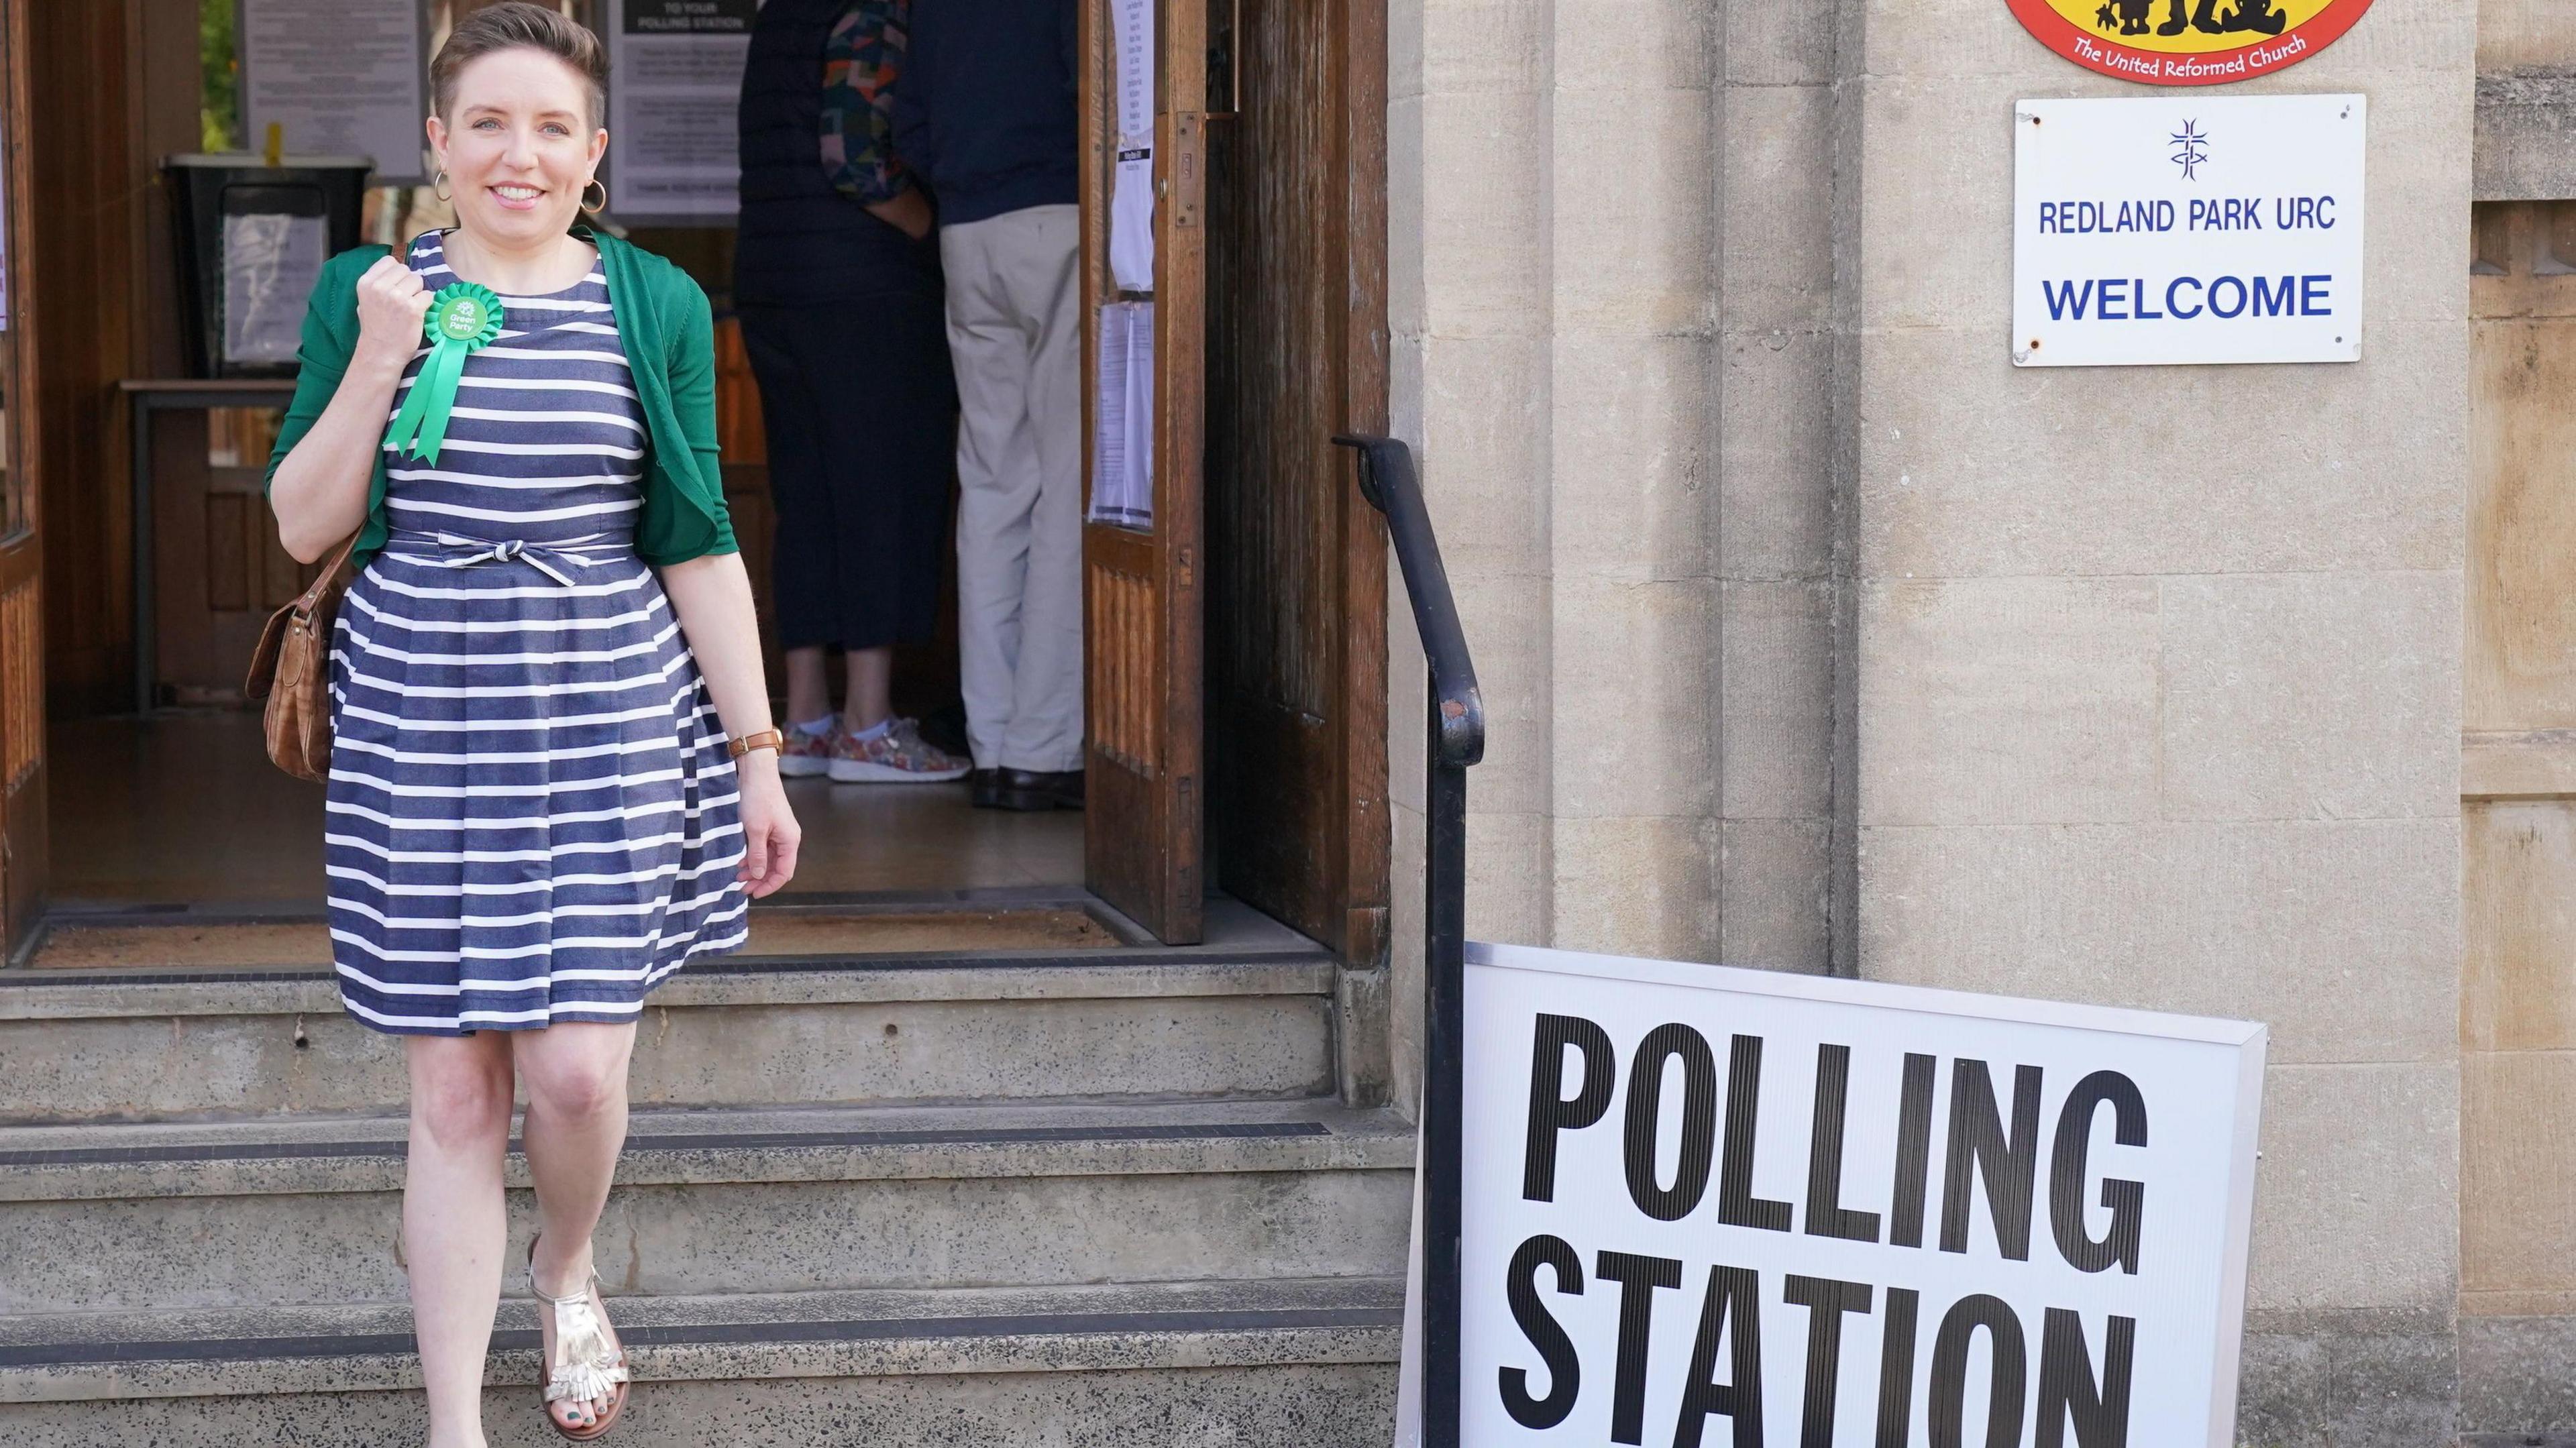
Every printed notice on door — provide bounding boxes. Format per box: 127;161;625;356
2013;93;2365;366
223;213;326;364
239;0;425;180
604;0;758;220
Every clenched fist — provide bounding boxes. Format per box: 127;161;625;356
353;255;433;373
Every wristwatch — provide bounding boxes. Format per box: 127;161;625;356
727;729;786;759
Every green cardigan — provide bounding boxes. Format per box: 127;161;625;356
263;227;737;567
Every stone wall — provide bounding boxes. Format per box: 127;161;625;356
1843;1;2471;1441
1386;0;2473;1441
2473;1;2576;202
2481;0;2569;71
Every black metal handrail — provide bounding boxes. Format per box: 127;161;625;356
1336;433;1477;1448
1338;435;1484;768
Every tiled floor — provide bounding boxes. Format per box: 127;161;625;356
50;712;1084;907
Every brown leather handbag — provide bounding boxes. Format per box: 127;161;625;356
244;537;357;782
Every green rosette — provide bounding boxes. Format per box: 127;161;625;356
384;282;506;465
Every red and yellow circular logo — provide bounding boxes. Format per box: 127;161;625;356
2007;0;2373;85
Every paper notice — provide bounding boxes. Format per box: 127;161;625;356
1110;0;1155;144
222;213;327;365
1090;302;1155;530
1105;0;1157;292
239;0;425;179
1092;303;1130;526
604;0;758;219
1110;149;1156;292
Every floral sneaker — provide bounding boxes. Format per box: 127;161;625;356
828;718;973;785
777;720;841;779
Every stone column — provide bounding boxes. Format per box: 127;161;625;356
1383;0;1849;1101
1384;0;1729;1107
1717;0;1845;973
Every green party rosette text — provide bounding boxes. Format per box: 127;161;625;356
384;282;506;465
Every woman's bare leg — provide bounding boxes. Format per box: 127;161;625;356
843;646;894;733
784;644;832;728
514;1021;638;1431
405;1032;517;1448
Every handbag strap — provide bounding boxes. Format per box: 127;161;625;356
296;535;360;612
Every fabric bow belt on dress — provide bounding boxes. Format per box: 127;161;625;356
390;533;625;588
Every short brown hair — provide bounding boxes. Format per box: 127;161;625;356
431;3;608;129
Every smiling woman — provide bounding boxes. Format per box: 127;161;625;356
256;4;798;1443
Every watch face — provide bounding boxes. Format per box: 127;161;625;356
2007;0;2373;85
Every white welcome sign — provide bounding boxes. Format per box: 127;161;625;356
1423;942;2265;1447
2013;93;2365;366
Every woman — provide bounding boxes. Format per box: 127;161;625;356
264;5;800;1441
735;0;969;785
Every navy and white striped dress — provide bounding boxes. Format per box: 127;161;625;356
325;230;749;1036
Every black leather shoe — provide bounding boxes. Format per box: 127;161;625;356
969;769;1004;810
989;768;1084;812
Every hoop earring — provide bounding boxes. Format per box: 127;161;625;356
580;178;608;215
432;169;451;203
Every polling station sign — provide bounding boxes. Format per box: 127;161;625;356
2013;93;2364;367
1457;942;2265;1447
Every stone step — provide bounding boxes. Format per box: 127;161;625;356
0;943;1339;1123
0;1099;1414;1315
0;1276;1403;1445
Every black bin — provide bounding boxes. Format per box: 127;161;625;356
164;154;374;378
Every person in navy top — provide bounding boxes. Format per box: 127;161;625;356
894;0;1087;812
737;0;971;785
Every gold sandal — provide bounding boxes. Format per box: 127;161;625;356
528;1237;631;1440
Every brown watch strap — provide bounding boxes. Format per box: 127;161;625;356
727;728;786;759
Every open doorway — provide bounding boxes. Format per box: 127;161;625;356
0;0;1385;966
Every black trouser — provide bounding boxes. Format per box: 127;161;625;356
738;292;958;652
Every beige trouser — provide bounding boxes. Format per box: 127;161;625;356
940;204;1084;774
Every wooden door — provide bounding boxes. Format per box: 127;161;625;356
0;0;44;954
1203;0;1389;962
23;0;139;721
1080;0;1206;942
153;405;319;704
